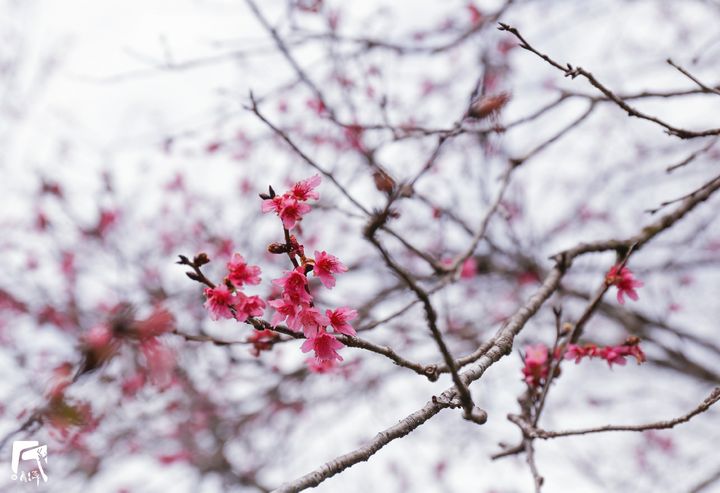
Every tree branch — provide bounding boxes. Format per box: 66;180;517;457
508;387;720;439
498;23;720;139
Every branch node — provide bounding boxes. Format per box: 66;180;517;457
463;406;488;425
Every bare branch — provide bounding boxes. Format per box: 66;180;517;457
272;397;451;493
524;439;544;492
667;58;720;96
364;226;482;421
498;23;720;139
508;387;720;439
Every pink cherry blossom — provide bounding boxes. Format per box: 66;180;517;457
203;285;236;320
84;324;113;350
278;197;312;230
261;176;321;230
140;338;175;386
301;330;344;362
97;209;119;237
296;306;330;337
227;253;261;287
600;346;627;367
135;307;175;339
312;250;348;288
306;357;338;374
121;373;146;397
326;307;358;336
261;195;284;214
645;431;675;453
61;251;76;282
262;195;312;230
564;340;646;368
467;4;483;26
268;297;302;329
517;271;541;286
273;267;313;305
460;257;477;279
606;265;644;304
564;344;587;364
307;97;327;116
522;343;549;387
234;293;266;322
157;450;192;465
290;174;321;201
247;329;278;357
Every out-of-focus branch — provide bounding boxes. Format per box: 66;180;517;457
0;412;43;453
509;102;595;166
246;93;369;215
667;58;720;97
666;138;717;173
244;0;335;120
646;173;720;214
689;466;720;493
247;94;443;272
292;0;513;56
441;165;513;276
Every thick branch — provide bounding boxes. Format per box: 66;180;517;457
272;398;450;493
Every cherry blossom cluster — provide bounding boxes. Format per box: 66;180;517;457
522;343;551;388
565;337;646;368
43;306;176;438
190;175;356;372
203;254;266;322
606;264;644;304
522;337;646;388
82;306;177;390
260;174;321;230
262;176;357;370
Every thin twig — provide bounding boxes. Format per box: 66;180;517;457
646;173;720;214
246;93;370;215
510;387;720;439
498;23;720;139
442;165;513;276
666;138;718;173
667;59;720;96
524;438;544;492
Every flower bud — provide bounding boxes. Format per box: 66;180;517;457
194;252;210;266
468;92;510;119
268;242;290;254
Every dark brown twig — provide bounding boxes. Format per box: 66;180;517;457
498;23;720;139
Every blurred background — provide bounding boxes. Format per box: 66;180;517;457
1;0;719;491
